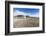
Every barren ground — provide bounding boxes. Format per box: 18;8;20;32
13;16;39;28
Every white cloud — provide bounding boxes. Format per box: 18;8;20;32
13;10;39;17
13;10;28;16
29;13;39;17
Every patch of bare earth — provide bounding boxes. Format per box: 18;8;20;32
13;17;39;28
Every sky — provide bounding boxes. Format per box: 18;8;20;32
13;8;39;17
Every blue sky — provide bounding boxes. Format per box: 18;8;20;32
13;8;39;17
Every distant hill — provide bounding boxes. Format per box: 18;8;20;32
14;15;39;18
15;15;24;17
